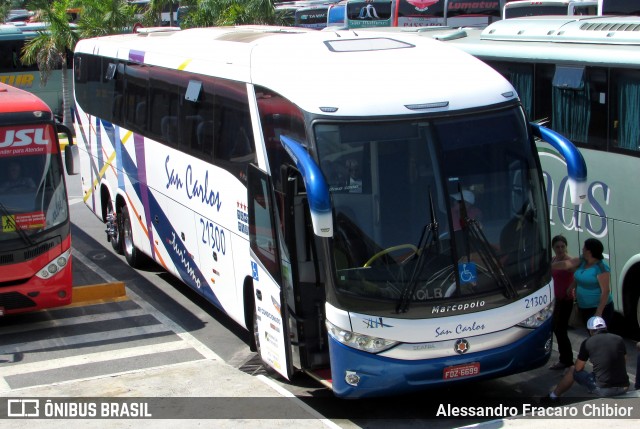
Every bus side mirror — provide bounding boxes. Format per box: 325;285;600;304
530;122;587;205
280;135;333;237
65;144;80;176
56;123;79;176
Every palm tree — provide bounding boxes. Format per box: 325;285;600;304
180;0;278;28
20;0;78;130
75;0;136;38
147;0;178;27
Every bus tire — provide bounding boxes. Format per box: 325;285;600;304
107;200;123;254
122;205;141;268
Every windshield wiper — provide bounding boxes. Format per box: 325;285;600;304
0;201;34;247
456;187;518;299
396;189;439;313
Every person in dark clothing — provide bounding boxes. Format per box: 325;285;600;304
542;316;629;404
549;235;575;370
635;342;640;390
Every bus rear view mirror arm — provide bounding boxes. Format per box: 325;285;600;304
280;135;333;237
530;122;587;206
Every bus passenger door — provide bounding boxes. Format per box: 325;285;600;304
247;164;294;379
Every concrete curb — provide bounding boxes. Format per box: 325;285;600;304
69;282;128;307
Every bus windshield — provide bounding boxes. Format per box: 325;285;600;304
0;123;68;243
505;5;569;18
600;0;640;15
315;106;548;309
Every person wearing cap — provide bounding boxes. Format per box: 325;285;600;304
450;189;481;231
552;238;614;328
541;316;629;404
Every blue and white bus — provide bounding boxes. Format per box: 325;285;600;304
72;25;585;398
390;15;640;332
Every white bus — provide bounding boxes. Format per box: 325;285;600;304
503;1;597;19
72;25;585;398
395;16;640;332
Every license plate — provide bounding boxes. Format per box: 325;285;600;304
443;362;480;380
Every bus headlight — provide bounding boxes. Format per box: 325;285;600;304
326;320;398;353
517;301;554;328
36;249;71;279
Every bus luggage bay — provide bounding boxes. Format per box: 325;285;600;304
0;82;78;316
72;26;585;398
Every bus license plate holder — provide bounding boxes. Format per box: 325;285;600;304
443;362;480;380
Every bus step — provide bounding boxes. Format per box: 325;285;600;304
305;368;332;389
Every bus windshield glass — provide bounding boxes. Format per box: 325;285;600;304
504;6;568;18
601;0;640;15
315;106;549;307
0;123;68;243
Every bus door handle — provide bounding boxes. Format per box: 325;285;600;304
255;289;262;301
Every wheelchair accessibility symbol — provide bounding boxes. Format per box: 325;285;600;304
251;261;259;281
458;262;477;284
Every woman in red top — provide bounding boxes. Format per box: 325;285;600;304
549;235;575;370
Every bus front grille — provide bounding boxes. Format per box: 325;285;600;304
0;291;36;310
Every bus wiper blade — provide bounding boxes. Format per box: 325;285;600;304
454;184;517;299
464;217;518;299
396;189;439;313
0;201;34;246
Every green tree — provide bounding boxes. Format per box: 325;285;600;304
74;0;136;38
148;0;178;27
1;0;11;22
180;0;279;28
21;0;78;130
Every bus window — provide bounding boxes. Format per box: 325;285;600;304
599;0;640;16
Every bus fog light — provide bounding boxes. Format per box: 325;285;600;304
56;256;68;267
48;264;58;274
345;371;360;386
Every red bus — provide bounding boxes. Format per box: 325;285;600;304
0;82;78;316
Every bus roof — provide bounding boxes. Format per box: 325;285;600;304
480;15;640;44
0;82;50;114
74;26;517;116
378;16;640;67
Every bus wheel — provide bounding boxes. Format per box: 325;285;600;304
106;200;123;254
122;205;141;268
